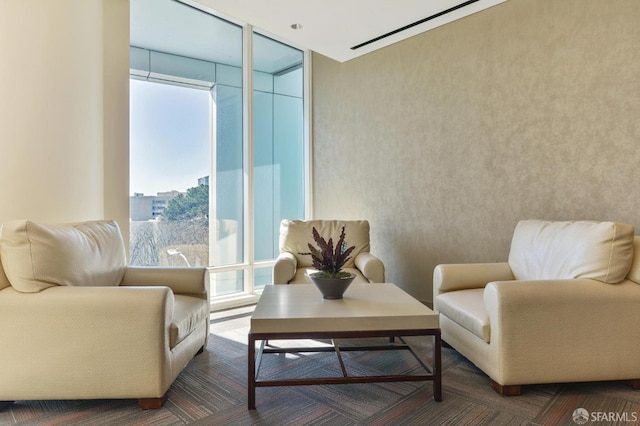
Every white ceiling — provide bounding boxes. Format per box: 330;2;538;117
189;0;509;63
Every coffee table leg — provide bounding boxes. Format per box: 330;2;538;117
434;331;442;401
248;333;256;409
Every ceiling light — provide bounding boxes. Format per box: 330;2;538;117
290;23;303;30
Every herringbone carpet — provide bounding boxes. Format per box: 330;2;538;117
1;306;639;426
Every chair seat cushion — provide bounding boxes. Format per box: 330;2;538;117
435;288;490;343
170;295;209;348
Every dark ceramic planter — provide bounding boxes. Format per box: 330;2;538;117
309;273;355;299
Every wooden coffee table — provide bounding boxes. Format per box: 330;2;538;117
248;283;441;409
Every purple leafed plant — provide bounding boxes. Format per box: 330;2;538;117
300;226;355;278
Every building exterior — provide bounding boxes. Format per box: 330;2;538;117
129;190;182;221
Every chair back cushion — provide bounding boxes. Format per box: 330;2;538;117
508;220;634;284
279;220;371;269
0;220;127;293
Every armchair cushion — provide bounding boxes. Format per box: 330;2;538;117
279;220;371;269
171;294;210;348
0;220;126;293
435;288;490;342
508;220;634;284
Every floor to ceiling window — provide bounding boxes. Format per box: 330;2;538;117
129;0;308;309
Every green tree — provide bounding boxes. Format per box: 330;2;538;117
162;184;209;222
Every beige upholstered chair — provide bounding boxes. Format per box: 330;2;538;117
273;219;385;284
434;220;640;396
0;220;210;410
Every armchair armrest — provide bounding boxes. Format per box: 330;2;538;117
354;252;385;283
433;263;514;296
0;286;174;398
121;266;208;301
273;252;297;284
483;279;640;383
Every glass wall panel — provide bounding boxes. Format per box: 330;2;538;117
254;266;273;290
212;84;243;267
212;270;244;297
254;70;273;93
253;34;304;262
274;75;304;223
274;66;303;97
216;64;242;87
253;89;275;261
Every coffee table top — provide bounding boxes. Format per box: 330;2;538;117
250;283;439;334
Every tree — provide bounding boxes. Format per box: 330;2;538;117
162;184;209;222
129;185;209;267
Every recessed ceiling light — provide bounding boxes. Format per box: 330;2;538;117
290;23;303;30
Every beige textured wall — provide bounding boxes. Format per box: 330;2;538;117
102;0;131;239
0;0;129;238
312;0;640;303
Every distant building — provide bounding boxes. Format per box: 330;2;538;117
130;190;182;221
198;176;209;186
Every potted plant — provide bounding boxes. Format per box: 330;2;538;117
300;226;356;299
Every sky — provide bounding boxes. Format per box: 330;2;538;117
130;79;211;196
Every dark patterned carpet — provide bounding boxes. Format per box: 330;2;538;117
1;307;640;425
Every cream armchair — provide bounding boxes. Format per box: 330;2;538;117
434;220;640;396
0;220;209;410
273;219;385;284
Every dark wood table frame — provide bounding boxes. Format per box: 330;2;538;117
248;328;441;410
